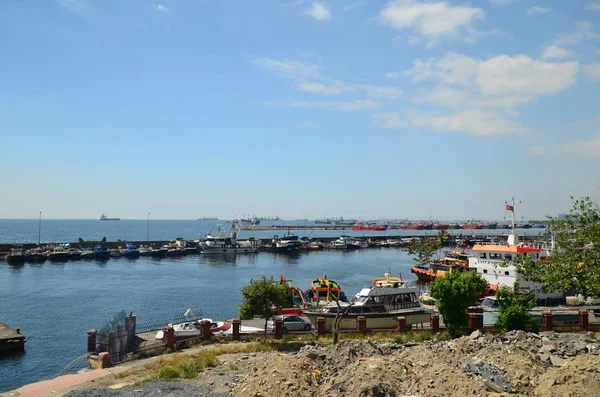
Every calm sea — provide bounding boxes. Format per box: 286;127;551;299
0;219;543;392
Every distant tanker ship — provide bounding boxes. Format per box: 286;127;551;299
100;214;120;221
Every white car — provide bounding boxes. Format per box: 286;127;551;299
267;315;312;333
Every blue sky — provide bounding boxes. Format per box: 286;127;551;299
1;0;599;220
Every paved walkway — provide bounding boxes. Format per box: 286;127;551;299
14;369;110;397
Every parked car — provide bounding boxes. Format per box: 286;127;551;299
267;315;312;333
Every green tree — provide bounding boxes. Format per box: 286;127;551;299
437;230;450;248
406;237;441;267
494;282;536;333
430;270;488;337
512;196;600;298
239;276;288;339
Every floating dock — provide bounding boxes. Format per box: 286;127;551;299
0;321;26;354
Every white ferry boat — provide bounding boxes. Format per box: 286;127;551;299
468;199;563;304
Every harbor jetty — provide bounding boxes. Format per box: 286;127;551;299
0;321;26;354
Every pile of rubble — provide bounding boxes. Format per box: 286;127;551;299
235;331;600;397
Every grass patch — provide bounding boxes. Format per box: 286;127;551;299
118;342;277;382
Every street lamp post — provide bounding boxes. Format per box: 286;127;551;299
147;212;151;245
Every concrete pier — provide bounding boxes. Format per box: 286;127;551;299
0;321;26;354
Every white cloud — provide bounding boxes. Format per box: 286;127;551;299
380;0;484;46
405;53;578;101
385;72;400;79
555;21;600;45
343;1;364;12
253;58;321;79
256;57;402;100
153;4;171;13
562;134;600;157
294;81;352;96
376;109;527;136
529;134;600;157
270;99;380;111
542;46;570;60
583;63;600;81
305;2;331;21
526;6;551;15
388;52;579;136
57;0;89;14
477;55;578;98
585;2;600;11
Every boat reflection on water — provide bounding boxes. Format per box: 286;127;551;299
199;253;241;266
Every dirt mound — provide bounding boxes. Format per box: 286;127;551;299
321;355;412;397
535;355;600;397
300;340;401;375
234;332;600;397
234;355;319;397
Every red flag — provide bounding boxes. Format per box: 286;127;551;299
506;204;514;211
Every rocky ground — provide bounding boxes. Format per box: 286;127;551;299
65;331;600;397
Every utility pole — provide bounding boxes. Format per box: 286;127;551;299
38;211;42;246
147;212;151;245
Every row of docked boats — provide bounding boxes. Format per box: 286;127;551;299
3;239;198;263
391;221;545;230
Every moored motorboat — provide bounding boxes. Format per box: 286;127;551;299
6;247;26;264
201;228;260;254
411;257;469;282
26;247;47;262
94;244;110;260
304;277;432;331
123;244;140;259
277;274;308;316
68;248;82;260
48;246;70;261
262;232;302;253
80;248;95;259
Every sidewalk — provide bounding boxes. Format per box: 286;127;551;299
14;369;110;397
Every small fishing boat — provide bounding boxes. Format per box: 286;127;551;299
262;232;302;253
94;244;110;260
68;248;82;260
80;248;95;259
48;246;70;261
277;274;308;316
26;247;47;262
371;270;405;288
304;275;347;306
6;247;26;264
411;257;469;282
109;248;122;258
122;244;140;259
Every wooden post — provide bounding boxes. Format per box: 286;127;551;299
232;318;241;341
165;326;175;349
468;313;479;331
357;316;366;334
543;312;553;331
580;310;589;331
87;330;97;353
396;316;407;333
275;317;283;339
317;317;325;336
201;320;212;341
430;314;440;332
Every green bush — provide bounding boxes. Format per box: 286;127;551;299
494;283;536;332
158;365;182;380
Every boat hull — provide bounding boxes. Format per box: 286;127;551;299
201;247;259;254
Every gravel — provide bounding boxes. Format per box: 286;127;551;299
64;381;229;397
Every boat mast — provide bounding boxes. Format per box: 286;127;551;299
38;211;42;246
505;198;521;246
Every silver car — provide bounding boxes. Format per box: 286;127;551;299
267;315;312;333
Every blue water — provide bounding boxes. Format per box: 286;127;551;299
0;219;544;392
0;219;543;244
